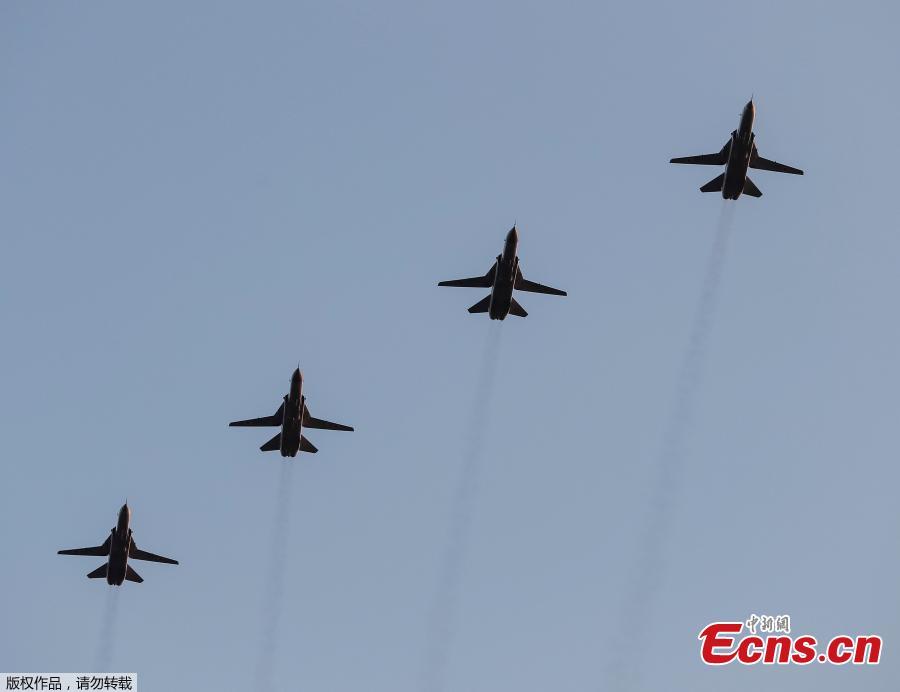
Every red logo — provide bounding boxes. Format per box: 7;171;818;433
699;618;882;665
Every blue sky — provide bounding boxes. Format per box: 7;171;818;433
1;2;898;691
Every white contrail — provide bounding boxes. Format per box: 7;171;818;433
420;324;503;692
609;202;737;690
255;461;295;691
94;586;120;672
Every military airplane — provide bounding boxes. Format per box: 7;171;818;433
229;368;353;456
439;226;566;319
58;503;178;585
670;99;803;199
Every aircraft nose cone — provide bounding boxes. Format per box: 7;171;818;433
507;226;518;241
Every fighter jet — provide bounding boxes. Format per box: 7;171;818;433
58;503;178;585
229;368;353;456
439;226;566;320
670;99;803;199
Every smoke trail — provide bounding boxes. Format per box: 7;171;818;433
255;461;295;691
608;202;736;690
94;587;120;672
419;324;503;692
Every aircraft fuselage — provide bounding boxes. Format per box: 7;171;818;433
279;369;304;457
488;227;519;320
722;100;755;199
105;504;133;586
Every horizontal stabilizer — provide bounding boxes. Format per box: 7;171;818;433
439;263;496;289
260;432;282;452
515;268;566;296
743;176;763;197
125;565;143;583
86;564;108;579
130;541;178;565
468;295;491;313
229;401;284;428
300;435;318;454
700;173;725;193
508;298;528;317
59;535;111;557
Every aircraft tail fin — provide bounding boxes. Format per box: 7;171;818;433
86;564;108;579
125;565;144;583
468;295;491;314
700;173;725;193
508;298;528;318
742;176;763;197
300;435;318;454
260;433;282;452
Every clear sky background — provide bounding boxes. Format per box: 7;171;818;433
2;2;899;691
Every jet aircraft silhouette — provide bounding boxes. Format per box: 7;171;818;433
670;99;803;199
58;503;178;585
439;226;566;320
230;368;353;456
